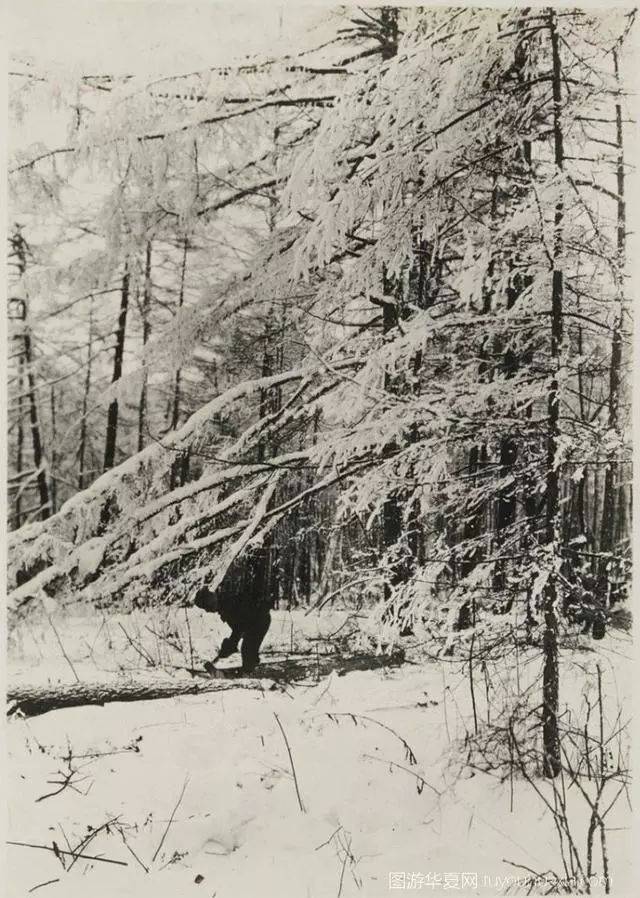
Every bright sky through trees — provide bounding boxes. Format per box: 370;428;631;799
7;1;333;75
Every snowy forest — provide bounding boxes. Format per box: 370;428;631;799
5;4;634;897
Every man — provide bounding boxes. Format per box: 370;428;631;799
193;584;271;673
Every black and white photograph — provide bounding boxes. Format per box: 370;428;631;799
4;2;636;895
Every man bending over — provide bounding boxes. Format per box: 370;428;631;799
194;584;271;673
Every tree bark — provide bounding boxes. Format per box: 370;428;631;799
8;649;406;717
14;355;24;528
23;330;50;520
599;46;626;588
49;386;57;513
11;230;50;520
380;266;408;618
379;7;399;60
542;9;563;779
171;237;189;431
8;674;272;717
104;268;130;471
78;299;94;490
137;242;152;452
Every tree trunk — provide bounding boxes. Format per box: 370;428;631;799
171;237;189;430
23;330;50;520
494;29;533;594
542;9;564;779
371;10;408;625
380;263;409;619
78;299;94;490
137;242;152;452
8;649;406;717
8;674;273;717
14;355;24;528
104;268;130;471
49;386;57;513
379;7;399;60
457;444;488;629
599;46;626;593
11;229;50;521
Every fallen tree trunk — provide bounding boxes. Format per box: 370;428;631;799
7;649;406;718
7;673;267;718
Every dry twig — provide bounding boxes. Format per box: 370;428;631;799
274;712;306;813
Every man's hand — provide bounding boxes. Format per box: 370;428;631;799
216;635;241;660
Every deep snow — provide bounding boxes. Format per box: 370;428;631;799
6;608;633;897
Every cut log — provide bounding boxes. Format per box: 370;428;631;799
7;672;258;718
7;650;406;718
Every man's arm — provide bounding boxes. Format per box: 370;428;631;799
213;627;243;660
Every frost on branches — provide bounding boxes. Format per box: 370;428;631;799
8;7;632;652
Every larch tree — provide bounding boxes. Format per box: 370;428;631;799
6;7;633;778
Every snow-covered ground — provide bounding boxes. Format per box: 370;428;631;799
6;608;633;897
